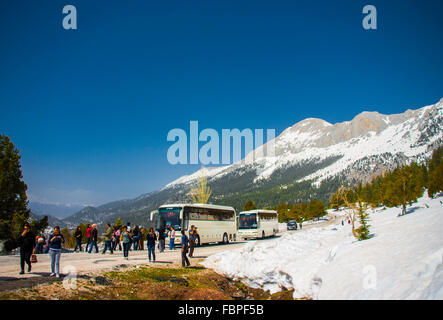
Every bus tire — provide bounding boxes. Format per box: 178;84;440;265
195;235;201;247
223;233;229;244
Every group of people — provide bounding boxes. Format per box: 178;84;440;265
72;223;146;254
17;222;201;276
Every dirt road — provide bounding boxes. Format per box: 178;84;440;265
0;215;340;291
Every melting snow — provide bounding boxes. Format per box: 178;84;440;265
202;193;443;299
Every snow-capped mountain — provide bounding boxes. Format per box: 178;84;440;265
63;98;442;228
165;98;443;189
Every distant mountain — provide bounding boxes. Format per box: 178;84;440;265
30;212;68;229
29;202;85;219
62;98;443;229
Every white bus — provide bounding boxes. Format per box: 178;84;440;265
238;209;278;240
151;204;237;246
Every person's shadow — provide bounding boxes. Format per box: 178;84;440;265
149;261;173;264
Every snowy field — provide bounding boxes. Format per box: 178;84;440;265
203;193;443;299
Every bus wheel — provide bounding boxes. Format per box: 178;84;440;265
195;235;200;247
223;233;229;244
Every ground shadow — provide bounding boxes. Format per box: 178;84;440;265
92;259;118;264
184;266;205;270
0;274;63;292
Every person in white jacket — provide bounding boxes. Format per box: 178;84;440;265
169;226;176;250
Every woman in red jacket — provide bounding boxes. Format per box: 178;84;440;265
85;224;92;252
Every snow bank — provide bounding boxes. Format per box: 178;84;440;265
202;194;443;299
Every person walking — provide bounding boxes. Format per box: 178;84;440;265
120;226;132;260
132;226;140;251
17;223;35;275
48;226;65;277
88;224;99;254
139;227;145;251
181;230;190;267
139;226;144;250
188;225;196;258
85;224;92;252
113;226;122;251
169;226;176;250
111;227;116;251
126;223;132;251
146;228;157;262
74;226;83;252
102;224;114;254
158;226;166;252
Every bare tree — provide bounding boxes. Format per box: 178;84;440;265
189;174;212;204
332;186;370;240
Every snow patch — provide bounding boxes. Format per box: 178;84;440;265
203;193;443;299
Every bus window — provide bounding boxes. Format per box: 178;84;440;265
221;211;235;221
158;207;181;231
239;213;258;229
189;211;199;220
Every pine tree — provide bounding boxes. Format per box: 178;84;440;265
307;200;326;220
30;216;49;237
242;200;257;211
384;164;423;215
115;217;123;228
369;175;384;207
61;227;74;248
354;201;371;240
0;135;31;251
427;147;443;197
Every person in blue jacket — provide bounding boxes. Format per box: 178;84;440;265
48;226;65;277
181;230;190;267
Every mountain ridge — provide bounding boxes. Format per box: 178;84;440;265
59;98;443;228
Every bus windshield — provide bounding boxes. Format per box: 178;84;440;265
158;207;182;231
239;213;258;229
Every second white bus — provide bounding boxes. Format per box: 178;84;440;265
238;209;278;240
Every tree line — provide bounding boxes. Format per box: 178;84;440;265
329;146;443;215
328;146;442;241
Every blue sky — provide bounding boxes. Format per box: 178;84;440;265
1;0;442;207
